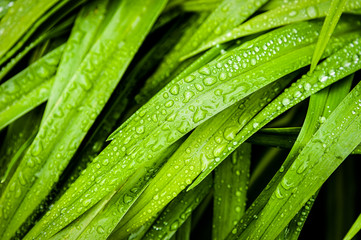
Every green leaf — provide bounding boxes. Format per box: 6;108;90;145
191;33;361;190
344;213;361;240
0;45;64;130
0;0;62;59
0;15;73;82
231;74;361;240
19;1;167;239
0;109;42;192
213;143;251;239
310;0;348;73
188;0;361;56
179;0;269;60
275;75;353;239
43;0;109;120
0;0;85;66
112;75;293;236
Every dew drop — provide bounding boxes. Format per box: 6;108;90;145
31;142;43;156
170;221;179;230
97;226;105;234
78;75;93;90
193;108;207;123
136;125;145;134
203;77;217;86
185;75;195;82
18;171;27;185
319;75;328;83
282;98;290;106
170;84;179;95
195;83;204;91
183;91;195;103
306;6;318;18
165;100;174;107
219;72;227;81
199;66;211;75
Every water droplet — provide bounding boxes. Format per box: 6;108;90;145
193;108;207;123
219;72;227;81
282;98;290;106
250;58;257;65
78;75;92;90
319;75;328;83
185;75;195;83
136;125;145;134
82;199;91;207
296;161;308;174
199;67;211;75
275;187;284;199
170;84;179;95
183;91;195;103
213;144;227;157
123;194;133;204
27;159;35;167
97;226;105;234
37;66;50;78
304;83;311;91
165;100;174;107
31;142;43;156
195;83;204;91
170;221;179;230
224;127;236;141
18;171;27;185
203;77;217;86
102;159;109;166
289;10;297;17
306;6;318;18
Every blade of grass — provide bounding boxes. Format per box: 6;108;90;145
189;34;361;189
0;0;63;59
0;15;73;82
0;0;86;66
187;0;361;57
213;143;251;239
51;138;183;240
181;0;221;12
274;75;353;240
18;1;167;239
179;0;269;60
25;20;355;240
0;109;42;192
0;45;64;130
343;213;361;240
310;0;348;73
42;0;109;120
111;74;294;237
232;76;361;240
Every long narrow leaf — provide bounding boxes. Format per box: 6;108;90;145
310;0;348;72
232;76;361;240
213;143;251;240
0;45;64;130
187;0;361;57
